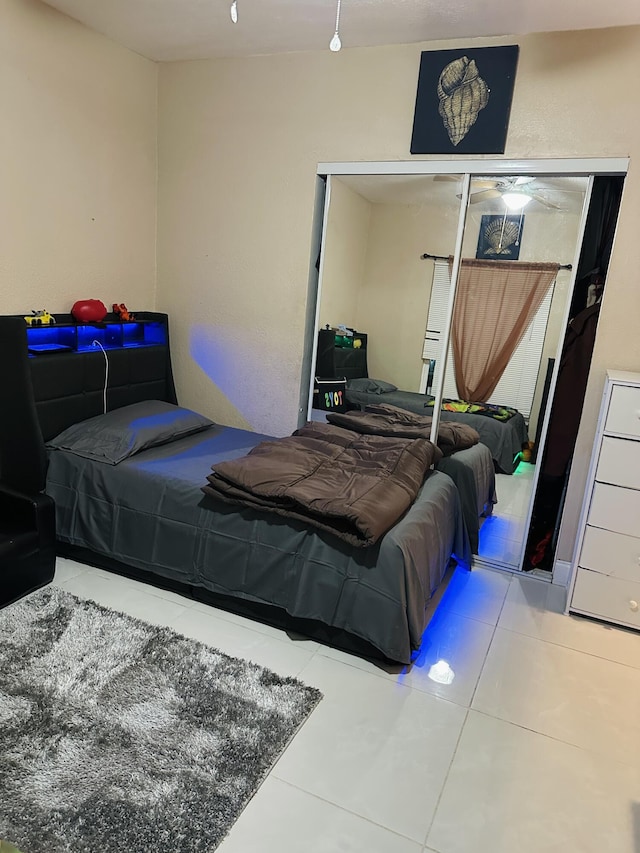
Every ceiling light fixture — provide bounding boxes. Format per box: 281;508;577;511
329;0;342;52
502;191;532;211
230;0;238;23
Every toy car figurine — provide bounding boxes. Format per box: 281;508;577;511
113;303;134;322
24;310;56;326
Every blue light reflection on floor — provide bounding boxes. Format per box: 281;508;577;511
397;565;476;682
479;514;522;539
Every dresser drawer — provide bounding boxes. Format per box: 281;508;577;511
571;568;640;630
596;436;640;490
588;482;640;538
605;384;640;438
580;525;640;581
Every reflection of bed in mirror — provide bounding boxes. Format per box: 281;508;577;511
344;381;528;475
314;334;497;550
315;331;527;475
307;164;625;576
435;442;496;553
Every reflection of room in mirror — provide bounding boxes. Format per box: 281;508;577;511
317;173;463;394
434;176;589;570
476;463;536;568
309;166;624;576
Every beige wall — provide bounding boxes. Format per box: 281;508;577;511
157;26;640;567
1;0;157;315
319;178;371;331
319;183;461;391
357;202;460;389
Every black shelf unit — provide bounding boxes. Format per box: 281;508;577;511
25;313;167;356
315;328;368;381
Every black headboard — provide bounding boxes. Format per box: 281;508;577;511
0;311;176;493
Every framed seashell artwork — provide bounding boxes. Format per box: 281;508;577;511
476;214;525;261
411;45;519;155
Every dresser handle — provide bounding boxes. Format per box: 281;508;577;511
630;600;639;612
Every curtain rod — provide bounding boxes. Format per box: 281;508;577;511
420;252;572;270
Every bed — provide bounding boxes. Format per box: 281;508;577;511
0;312;472;664
436;442;495;553
345;383;529;475
321;404;496;554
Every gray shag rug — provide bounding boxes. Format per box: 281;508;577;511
0;587;322;853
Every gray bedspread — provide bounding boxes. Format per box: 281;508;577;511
436;442;496;553
46;425;471;663
345;388;528;474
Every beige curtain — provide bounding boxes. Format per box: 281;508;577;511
450;259;560;402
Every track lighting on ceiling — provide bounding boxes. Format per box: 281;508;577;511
502;191;532;211
228;0;343;51
330;0;342;51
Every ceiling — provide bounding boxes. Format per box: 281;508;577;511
41;0;640;62
336;174;589;214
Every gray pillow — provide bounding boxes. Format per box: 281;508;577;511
46;400;214;464
346;377;398;395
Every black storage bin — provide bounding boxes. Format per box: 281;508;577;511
312;377;348;412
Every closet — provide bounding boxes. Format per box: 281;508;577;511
301;158;628;581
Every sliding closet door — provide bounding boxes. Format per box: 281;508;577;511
444;173;594;572
306;170;468;434
303;159;628;581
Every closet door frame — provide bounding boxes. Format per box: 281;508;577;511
308;157;629;581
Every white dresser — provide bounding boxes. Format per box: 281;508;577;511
568;369;640;630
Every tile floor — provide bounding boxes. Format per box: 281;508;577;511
47;556;640;852
477;461;536;568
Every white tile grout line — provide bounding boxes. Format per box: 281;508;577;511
469;706;640;773
458;620;640;774
494;623;640;673
421;707;470;848
262;776;426;847
422;576;513;846
424;588;509;849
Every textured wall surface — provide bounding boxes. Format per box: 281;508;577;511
319;179;371;332
1;0;157;316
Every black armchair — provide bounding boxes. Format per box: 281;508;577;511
0;482;56;608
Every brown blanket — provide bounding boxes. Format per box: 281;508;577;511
202;421;442;547
327;404;479;456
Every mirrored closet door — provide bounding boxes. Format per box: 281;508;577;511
313;172;464;398
303;159;628;578
439;174;590;571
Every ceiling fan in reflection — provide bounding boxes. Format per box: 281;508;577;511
435;175;578;210
466;177;563;210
